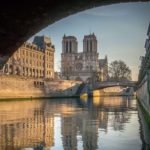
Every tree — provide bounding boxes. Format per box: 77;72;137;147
109;60;131;81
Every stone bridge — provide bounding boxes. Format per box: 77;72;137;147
0;0;148;68
92;81;137;90
79;81;137;97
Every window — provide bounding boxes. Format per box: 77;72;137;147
66;41;68;53
69;41;72;53
90;40;92;52
87;40;88;52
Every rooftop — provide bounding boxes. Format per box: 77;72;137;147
63;35;77;40
84;33;97;39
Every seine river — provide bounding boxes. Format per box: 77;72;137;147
0;96;149;150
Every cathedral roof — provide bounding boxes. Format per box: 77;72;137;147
63;35;77;40
84;33;97;40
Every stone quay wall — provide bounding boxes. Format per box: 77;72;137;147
0;75;82;99
137;73;150;117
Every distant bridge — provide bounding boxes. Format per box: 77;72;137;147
92;81;137;90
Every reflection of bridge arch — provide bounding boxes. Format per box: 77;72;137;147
79;96;137;111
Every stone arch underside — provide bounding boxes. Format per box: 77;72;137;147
0;0;148;68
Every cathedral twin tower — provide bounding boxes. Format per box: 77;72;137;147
62;33;97;54
61;33;100;81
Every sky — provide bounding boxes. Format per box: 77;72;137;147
28;2;150;81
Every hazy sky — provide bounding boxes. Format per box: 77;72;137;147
29;2;150;81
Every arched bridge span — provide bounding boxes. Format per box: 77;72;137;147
92;81;137;90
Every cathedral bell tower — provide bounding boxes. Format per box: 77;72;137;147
61;35;78;80
62;35;78;53
83;33;97;53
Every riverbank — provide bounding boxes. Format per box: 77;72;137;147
0;75;82;99
0;95;82;102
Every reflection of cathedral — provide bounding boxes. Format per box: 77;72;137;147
61;33;108;81
2;36;55;79
81;112;99;150
61;109;101;150
60;97;134;150
61;117;77;150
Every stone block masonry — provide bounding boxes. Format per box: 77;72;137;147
0;75;82;99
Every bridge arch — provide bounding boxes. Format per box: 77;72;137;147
0;0;148;67
92;81;137;90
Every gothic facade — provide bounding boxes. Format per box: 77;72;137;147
2;36;55;79
61;33;108;81
99;56;108;81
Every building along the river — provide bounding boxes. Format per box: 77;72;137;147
1;35;55;79
61;33;108;82
137;22;150;120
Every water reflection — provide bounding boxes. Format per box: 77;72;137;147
0;101;54;150
0;97;149;150
138;105;150;150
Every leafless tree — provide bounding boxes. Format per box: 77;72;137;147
109;60;131;81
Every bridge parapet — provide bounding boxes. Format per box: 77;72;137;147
92;81;137;90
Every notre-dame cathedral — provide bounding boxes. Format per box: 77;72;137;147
61;33;108;81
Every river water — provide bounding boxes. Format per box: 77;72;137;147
0;96;149;150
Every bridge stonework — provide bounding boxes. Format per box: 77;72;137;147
103;86;125;93
91;81;136;96
93;81;136;90
0;0;148;68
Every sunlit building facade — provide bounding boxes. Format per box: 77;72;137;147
2;36;55;79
